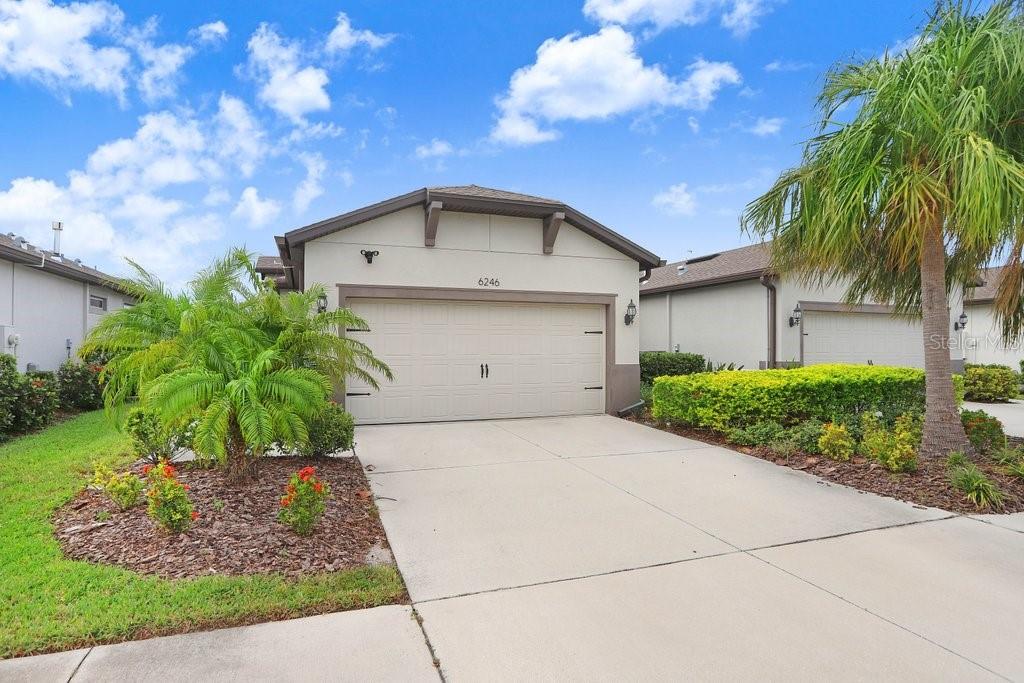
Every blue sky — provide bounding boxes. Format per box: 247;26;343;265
0;0;936;286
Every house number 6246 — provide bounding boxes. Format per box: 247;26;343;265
477;277;501;287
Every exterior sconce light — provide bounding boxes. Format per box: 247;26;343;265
360;249;379;264
789;303;802;327
316;293;328;314
954;311;968;331
624;299;638;326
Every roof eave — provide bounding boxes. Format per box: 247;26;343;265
640;268;766;295
0;242;120;289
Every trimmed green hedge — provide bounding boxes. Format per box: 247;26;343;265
652;364;965;431
640;351;705;384
963;365;1018;402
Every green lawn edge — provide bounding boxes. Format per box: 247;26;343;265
0;410;406;659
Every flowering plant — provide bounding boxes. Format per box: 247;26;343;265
277;466;330;535
144;460;196;532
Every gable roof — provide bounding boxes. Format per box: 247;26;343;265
273;185;662;290
641;242;771;295
967;265;1007;303
0;232;121;288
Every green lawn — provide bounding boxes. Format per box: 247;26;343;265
0;410;406;659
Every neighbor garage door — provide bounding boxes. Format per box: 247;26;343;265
802;311;924;367
344;299;606;424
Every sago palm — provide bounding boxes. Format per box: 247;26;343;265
743;0;1024;458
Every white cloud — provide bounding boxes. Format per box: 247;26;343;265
203;187;230;206
414;138;454;160
748;116;783;135
652;182;697;216
214;94;266;177
687;116;700;134
245;23;330;123
764;59;813;73
490;26;740;145
582;0;774;37
0;0;131;102
339;169;354;188
191;20;228;45
292;153;325;213
325;12;395;53
232;186;280;228
0;176;116;257
124;20;194;103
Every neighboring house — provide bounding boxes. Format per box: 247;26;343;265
254;255;293;293
639;242;970;371
263;185;662;424
0;232;131;372
961;265;1024;368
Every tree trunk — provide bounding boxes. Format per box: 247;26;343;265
919;219;970;459
225;415;258;484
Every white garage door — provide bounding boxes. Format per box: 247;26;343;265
345;299;606;424
803;311;924;367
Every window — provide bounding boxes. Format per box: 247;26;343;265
89;295;107;312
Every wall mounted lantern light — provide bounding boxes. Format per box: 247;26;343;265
789;303;802;327
360;249;379;264
624;299;638;326
954;311;968;331
316;292;328;314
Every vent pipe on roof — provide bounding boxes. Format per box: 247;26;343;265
52;221;63;256
677;264;688;276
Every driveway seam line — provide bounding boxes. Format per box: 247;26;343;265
962;515;1024;535
66;647;92;682
741;514;958;552
410;606;447;683
747;553;1011;681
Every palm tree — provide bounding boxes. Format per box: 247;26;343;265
743;0;1024;459
84;248;392;480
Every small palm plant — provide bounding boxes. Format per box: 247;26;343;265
84;248;392;481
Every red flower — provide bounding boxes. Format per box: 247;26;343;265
191;510;199;521
142;464;153;475
312;482;323;494
280;496;291;507
182;484;190;491
298;466;316;481
164;464;177;478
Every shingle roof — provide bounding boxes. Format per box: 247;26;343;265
641;242;771;294
968;265;1006;303
255;255;285;273
427;185;561;205
0;232;120;287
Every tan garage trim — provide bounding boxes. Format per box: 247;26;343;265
336;284;634;415
800;300;898;315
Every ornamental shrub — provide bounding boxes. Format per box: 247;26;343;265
963;365;1018;402
652;364;941;431
818;423;855;461
949;463;1004;510
10;373;59;432
727;420;785;447
91;462;144;510
278;466;330;535
0;354;18;436
144;461;196;533
639;351;706;384
786;419;824;454
124;407;192;464
291;403;355;458
960;409;1005;455
56;359;104;410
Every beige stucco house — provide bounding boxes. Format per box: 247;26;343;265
639;242;978;372
961;265;1024;368
0;232;131;372
262;185;662;424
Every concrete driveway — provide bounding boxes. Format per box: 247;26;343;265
7;415;1024;681
360;415;1024;680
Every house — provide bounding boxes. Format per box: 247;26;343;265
262;185;663;424
639;242;972;371
0;231;131;372
961;265;1024;368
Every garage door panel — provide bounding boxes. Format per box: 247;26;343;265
346;299;606;424
803;311;923;367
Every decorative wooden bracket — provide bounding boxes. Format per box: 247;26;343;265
542;211;564;254
424;200;442;247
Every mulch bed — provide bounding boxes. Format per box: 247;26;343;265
54;456;394;579
628;414;1024;514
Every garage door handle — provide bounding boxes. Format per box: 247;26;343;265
346;392;371;397
584;386;603;390
485;363;489;378
481;363;484;378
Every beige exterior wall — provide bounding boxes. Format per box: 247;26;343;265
961;301;1024;368
639;279;768;369
302;207;642;366
0;258;130;371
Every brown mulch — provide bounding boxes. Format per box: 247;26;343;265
54;456;393;579
627;414;1024;514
